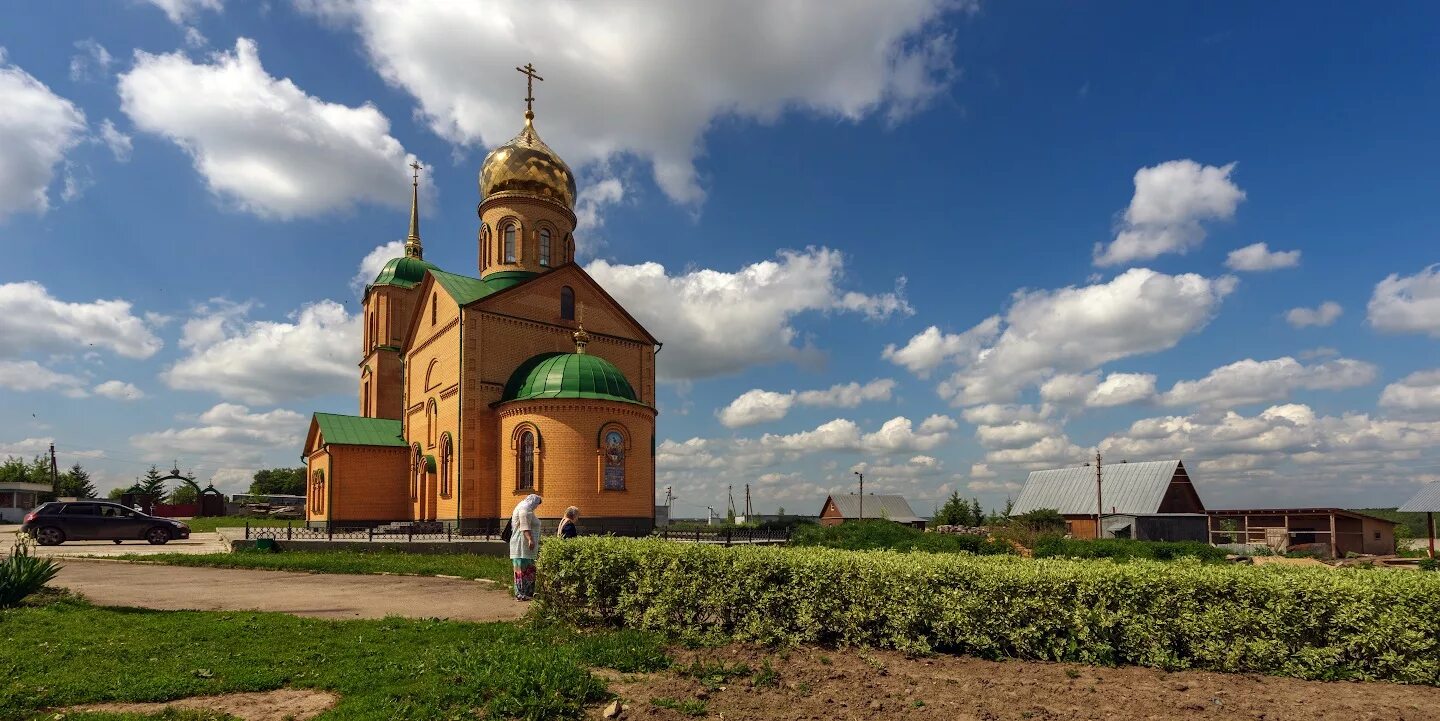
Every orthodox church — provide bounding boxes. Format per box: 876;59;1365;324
303;66;658;535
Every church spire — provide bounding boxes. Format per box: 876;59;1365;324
405;160;423;260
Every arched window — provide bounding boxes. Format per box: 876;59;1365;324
368;311;377;350
504;224;517;263
518;429;536;491
439;433;453;498
600;424;628;491
426;399;437;448
431;292;437;325
411;444;423;500
539;228;552;267
560;286;575;321
424;359;439;391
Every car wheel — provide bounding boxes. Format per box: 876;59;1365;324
146;527;171;545
35;527;65;546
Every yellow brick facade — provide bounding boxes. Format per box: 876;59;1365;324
305;100;658;533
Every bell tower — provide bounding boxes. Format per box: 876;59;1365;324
476;63;577;283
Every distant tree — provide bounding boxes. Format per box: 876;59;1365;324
107;486;128;501
1010;508;1067;532
57;463;97;499
777;506;786;518
168;484;198;504
0;456;29;484
969;498;986;526
137;465;168;499
934;492;968;526
249;468;306;496
1002;496;1014;517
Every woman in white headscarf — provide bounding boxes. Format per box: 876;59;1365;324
509;494;542;600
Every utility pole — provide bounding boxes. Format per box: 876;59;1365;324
705;506;716;526
726;485;737;519
744;484;752;518
48;443;59;496
664;485;674;510
1094;449;1104;537
854;470;864;521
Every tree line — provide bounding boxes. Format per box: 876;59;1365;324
932;491;1015;527
0;456;308;504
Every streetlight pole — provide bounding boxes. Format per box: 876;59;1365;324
853;470;864;522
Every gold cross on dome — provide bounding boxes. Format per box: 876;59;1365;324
516;62;543;113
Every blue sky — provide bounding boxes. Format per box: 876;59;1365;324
3;0;1439;517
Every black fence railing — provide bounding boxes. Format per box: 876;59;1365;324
244;521;504;542
654;527;792;546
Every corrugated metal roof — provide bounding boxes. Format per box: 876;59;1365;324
1398;482;1440;512
314;413;407;448
1012;460;1182;515
826;494;923;522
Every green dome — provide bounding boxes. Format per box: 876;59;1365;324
372;256;440;289
502;352;642;404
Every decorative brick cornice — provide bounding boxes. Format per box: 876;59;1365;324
497;399;657;420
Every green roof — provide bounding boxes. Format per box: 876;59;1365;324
372;256;441;289
313;413;408;447
430;269;500;305
502;352;643;405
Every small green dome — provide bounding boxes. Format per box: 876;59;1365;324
372;256;440;289
502;352;641;404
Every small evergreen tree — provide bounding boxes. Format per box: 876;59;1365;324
969;498;986;526
57;463;97;499
934;492;968;526
137;465;167;499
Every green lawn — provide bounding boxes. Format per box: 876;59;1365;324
0;594;668;720
165;517;291;533
114;549;516;587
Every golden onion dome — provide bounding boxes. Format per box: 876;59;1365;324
479;111;577;209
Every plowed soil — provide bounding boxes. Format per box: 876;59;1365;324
594;646;1440;721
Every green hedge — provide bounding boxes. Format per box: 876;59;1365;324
537;538;1440;684
1031;536;1229;563
790;520;1012;555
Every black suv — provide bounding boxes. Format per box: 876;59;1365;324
22;501;191;546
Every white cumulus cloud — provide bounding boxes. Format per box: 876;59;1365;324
297;0;967;205
143;0;222;24
0;360;88;398
587;247;909;381
1161;356;1377;408
0;56;88;219
164;299;359;404
98;119;133;162
1380;370;1440;413
1285;301;1343;329
0;281;162;359
93;380;145;401
131;403;306;469
118;38;425;219
1094;160;1245;267
881;318;1000;378
69;39;113;82
718;379;896;428
894;268;1235;405
1225;242;1300;272
1368;265;1440;337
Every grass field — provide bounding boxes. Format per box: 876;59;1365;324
0;593;668;720
114;549;516;587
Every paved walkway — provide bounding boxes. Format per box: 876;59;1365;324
52;559;527;621
0;524;230;557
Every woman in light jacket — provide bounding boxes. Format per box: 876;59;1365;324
509;494;542;600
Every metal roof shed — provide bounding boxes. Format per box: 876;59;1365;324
1011;460;1204;538
1399;482;1440;558
819;494;926;527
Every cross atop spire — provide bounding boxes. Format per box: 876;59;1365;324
405;160;423;259
516;62;543;118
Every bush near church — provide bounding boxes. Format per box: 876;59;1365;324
537;538;1440;684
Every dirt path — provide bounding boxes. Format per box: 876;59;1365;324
597;646;1440;721
53;559;526;621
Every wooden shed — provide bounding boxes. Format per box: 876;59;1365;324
819;494;926;529
1206;508;1398;557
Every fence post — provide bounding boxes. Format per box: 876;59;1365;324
726;529;732;547
287;522;292;541
245;521;250;540
447;523;452;542
369;527;374;542
408;524;414;543
328;522;333;541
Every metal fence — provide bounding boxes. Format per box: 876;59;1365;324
654;527;792;546
243;521;503;542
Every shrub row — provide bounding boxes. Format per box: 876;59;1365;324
537;538;1440;684
1031;536;1229;563
790;519;1012;555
